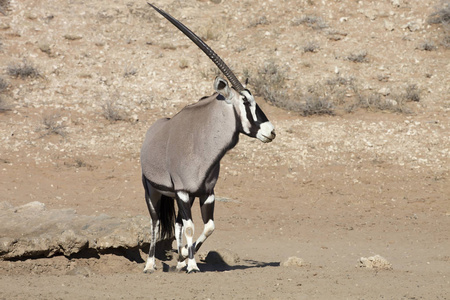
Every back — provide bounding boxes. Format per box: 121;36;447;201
140;93;238;194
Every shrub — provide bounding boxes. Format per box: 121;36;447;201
346;51;368;63
102;99;126;122
291;15;328;29
418;40;437;51
405;84;420;102
303;41;320;53
37;114;67;137
428;1;450;48
300;95;335;116
252;61;288;105
0;0;10;15
7;60;40;79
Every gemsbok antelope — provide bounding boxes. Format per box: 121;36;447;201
141;3;276;273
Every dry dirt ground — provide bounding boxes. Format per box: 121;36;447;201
1;0;449;299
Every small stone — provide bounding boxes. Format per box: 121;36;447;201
404;21;421;32
359;255;392;270
282;256;304;267
391;0;401;7
378;87;391;96
384;20;395;31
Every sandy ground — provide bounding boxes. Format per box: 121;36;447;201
1;0;449;299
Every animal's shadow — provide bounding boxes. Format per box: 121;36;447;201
161;251;280;273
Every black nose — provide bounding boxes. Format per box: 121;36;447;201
271;130;276;138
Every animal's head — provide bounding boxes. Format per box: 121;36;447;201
214;77;275;143
148;3;276;143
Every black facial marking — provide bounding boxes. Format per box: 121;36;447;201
255;104;269;123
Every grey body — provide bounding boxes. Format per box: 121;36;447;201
141;93;238;196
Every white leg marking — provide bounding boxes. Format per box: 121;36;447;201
204;194;215;205
175;222;183;253
178;191;190;203
195;219;215;247
182;219;199;273
144;219;159;273
143;257;156;273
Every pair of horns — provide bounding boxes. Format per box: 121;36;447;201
148;3;245;93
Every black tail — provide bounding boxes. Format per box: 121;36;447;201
159;195;175;240
142;175;176;240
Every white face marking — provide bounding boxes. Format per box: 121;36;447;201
256;121;275;143
237;100;251;134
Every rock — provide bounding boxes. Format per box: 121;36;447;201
378;87;391;96
404;21;421;32
203;249;240;266
384;20;395;31
0;202;151;260
359;255;392;270
281;256;304;267
391;0;401;7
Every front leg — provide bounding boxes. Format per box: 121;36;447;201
176;191;200;273
194;194;215;253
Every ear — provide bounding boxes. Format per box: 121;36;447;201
214;76;232;104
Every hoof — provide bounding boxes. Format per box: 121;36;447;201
143;268;156;274
176;261;187;272
186;268;200;274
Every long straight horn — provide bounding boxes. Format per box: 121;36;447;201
148;3;245;93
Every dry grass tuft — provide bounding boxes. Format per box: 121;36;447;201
7;60;41;79
303;41;320;53
36;114;68;138
418;40;437;51
251;61;289;106
291;15;328;29
428;1;450;48
102;99;127;122
0;77;9;112
0;0;10;15
346;51;369;63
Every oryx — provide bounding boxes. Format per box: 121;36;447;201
141;3;276;273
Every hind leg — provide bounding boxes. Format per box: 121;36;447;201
142;177;162;273
176;191;199;273
175;195;195;271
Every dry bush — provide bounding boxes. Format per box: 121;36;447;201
405;84;421;102
251;61;289;105
250;62;414;116
123;66;138;77
350;86;414;114
291;15;328;29
428;1;450;48
300;95;335;116
0;77;8;92
346;51;369;63
418;40;437;51
0;0;10;15
303;41;320;53
102;99;127;122
36;114;67;137
0;77;9;112
7;60;40;79
248;16;270;28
